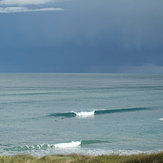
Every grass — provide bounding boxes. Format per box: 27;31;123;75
0;152;163;163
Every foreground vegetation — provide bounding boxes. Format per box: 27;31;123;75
0;152;163;163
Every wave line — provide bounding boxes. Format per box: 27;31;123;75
48;107;151;118
95;107;150;115
5;141;81;152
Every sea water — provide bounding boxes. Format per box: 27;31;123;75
0;73;163;156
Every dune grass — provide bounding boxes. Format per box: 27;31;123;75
0;152;163;163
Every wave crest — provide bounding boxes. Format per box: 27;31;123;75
75;111;95;118
55;141;81;148
48;107;151;118
5;141;81;152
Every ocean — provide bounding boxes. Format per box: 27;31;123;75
0;73;163;156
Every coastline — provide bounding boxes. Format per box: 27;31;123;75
0;151;163;163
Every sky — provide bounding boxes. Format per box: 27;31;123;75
0;0;163;73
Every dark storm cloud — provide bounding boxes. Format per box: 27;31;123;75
0;0;163;73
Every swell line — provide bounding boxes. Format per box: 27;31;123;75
49;112;76;117
95;107;150;115
48;107;151;118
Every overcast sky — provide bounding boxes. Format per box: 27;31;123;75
0;0;163;73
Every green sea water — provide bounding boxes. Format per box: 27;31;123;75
0;73;163;156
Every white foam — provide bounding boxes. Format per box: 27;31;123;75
75;111;95;118
54;141;81;148
159;118;163;121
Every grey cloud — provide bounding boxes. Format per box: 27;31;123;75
0;7;63;13
0;0;53;5
0;0;163;73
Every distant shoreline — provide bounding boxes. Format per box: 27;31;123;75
1;151;163;163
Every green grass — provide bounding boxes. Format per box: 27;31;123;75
0;152;163;163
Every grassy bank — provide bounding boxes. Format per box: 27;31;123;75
0;152;163;163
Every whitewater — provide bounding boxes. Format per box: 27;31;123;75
0;73;163;156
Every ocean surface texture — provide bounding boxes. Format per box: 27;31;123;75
0;73;163;156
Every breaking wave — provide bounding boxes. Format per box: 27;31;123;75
4;140;111;153
4;140;107;152
3;140;160;156
5;141;81;152
48;107;151;118
55;141;81;148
